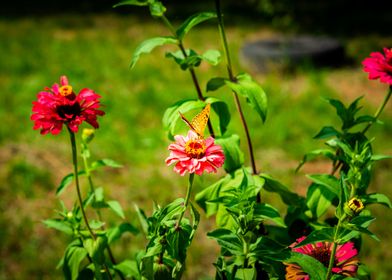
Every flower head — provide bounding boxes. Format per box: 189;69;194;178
31;75;104;135
166;130;225;176
285;236;359;280
362;48;392;85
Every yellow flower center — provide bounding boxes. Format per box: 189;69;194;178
185;139;206;159
348;198;364;214
59;85;73;96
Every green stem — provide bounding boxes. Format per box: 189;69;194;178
214;0;258;175
68;129;113;280
325;217;344;280
160;15;215;138
68;129;96;240
81;147;125;280
176;173;195;228
362;86;392;134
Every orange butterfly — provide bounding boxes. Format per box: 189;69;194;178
179;103;210;139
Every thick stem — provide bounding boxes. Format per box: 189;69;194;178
215;0;258;175
161;15;215;138
176;173;195;228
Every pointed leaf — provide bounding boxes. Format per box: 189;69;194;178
131;36;177;69
362;193;392;208
107;200;125;219
206;77;226;92
113;0;148;7
43;219;73;235
215;134;244;173
226;73;267;122
176;12;217;39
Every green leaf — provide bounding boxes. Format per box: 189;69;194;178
63;246;88;280
210;99;230;136
207;228;243;255
225;73;268;122
260;174;304;206
131;36;177;69
43;219;73;235
90;159;123;170
195;175;231;216
56;171;85;196
167;224;193;262
283;251;327;280
162;99;205;139
107;200;126;219
206;77;226;92
306;174;340;197
253;203;285;227
189;202;200;241
215;134;244;173
201;49;221;65
113;0;148;7
176;12;217;40
149;1;166;17
362;193;392;208
89;220;105;230
306;183;336;219
296;149;336;172
108;222;139;244
235;268;256;280
313;126;341;139
134;205;149;236
114;260;139;279
295;227;335;247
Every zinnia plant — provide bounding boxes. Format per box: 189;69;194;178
31;75;104;135
166;130;225;176
286;236;359;280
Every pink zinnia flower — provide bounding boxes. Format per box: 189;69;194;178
166;130;225;176
31;75;105;135
285;236;359;280
362;48;392;85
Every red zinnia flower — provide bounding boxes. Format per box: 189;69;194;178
166;130;225;176
285;236;359;280
31;76;104;135
362;48;392;85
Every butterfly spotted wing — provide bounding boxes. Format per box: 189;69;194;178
179;103;210;138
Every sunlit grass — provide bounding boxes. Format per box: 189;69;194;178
1;13;392;279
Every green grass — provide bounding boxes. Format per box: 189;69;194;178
1;13;392;279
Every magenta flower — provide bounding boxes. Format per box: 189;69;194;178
166;130;225;176
362;48;392;85
31;76;104;135
285;236;359;280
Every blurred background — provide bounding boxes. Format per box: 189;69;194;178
1;0;392;279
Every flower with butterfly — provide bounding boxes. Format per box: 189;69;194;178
166;103;225;176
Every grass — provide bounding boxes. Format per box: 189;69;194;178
1;12;392;279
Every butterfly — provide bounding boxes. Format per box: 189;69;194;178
179;103;210;139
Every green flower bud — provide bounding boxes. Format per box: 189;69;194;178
82;128;95;143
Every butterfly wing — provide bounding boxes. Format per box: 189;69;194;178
190;103;210;138
179;103;211;138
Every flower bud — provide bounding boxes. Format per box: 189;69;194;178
344;197;364;217
82;128;95;143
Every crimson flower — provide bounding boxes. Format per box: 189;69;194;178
286;236;359;280
362;48;392;85
31;76;104;135
166;130;225;176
